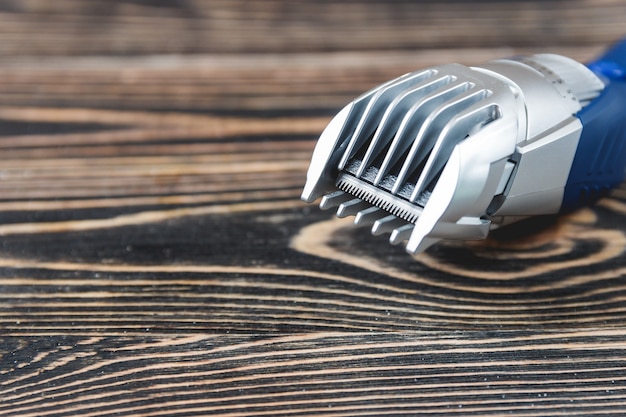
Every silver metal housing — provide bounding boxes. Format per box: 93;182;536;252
302;54;604;253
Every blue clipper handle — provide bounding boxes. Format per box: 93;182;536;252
561;38;626;211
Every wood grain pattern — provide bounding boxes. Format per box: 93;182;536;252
1;1;626;416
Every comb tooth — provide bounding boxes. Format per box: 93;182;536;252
320;191;352;210
374;75;455;186
356;71;435;177
338;70;438;171
336;198;369;218
390;224;415;245
354;206;382;227
411;97;496;202
371;215;405;236
409;89;491;201
393;81;473;194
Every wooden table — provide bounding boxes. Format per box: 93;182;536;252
1;2;626;415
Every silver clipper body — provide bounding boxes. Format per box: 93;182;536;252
301;50;618;254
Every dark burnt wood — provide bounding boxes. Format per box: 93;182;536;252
1;2;626;416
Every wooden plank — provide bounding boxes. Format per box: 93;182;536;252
2;333;626;416
0;0;625;56
1;1;626;415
